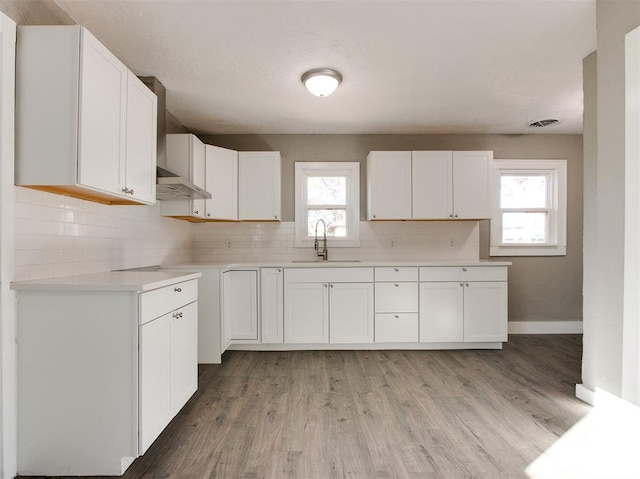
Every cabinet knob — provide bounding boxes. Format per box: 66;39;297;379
277;268;282;272
122;187;130;194
449;214;453;218
207;213;211;217
454;214;458;218
194;211;199;215
330;284;334;288
172;311;183;319
394;268;399;272
465;283;469;287
460;283;464;287
130;189;134;195
324;284;328;288
174;287;182;293
394;315;399;319
462;268;467;272
394;283;399;287
274;215;278;219
373;214;377;218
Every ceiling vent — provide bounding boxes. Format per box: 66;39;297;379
528;118;560;128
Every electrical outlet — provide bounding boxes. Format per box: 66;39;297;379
391;238;397;248
226;240;232;249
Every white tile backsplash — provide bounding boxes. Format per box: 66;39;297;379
192;220;479;263
14;187;192;281
14;187;481;281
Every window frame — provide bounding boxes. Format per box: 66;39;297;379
294;162;360;248
490;159;567;256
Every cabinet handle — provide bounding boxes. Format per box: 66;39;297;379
462;268;467;272
174;287;182;293
173;311;183;319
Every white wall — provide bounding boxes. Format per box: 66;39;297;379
580;0;640;405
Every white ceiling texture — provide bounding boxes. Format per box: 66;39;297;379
53;0;596;135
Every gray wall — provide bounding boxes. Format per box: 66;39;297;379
202;133;584;324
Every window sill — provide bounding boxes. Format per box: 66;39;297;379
490;245;566;257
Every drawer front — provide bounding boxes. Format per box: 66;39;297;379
375;282;418;313
419;266;507;282
284;267;373;283
375;313;418;343
140;279;198;324
375;266;418;282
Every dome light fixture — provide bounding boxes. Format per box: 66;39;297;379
301;68;342;97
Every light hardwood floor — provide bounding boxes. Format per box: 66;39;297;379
29;335;591;479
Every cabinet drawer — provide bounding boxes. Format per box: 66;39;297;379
375;313;418;343
375;282;418;312
140;279;198;324
375;267;418;282
419;266;507;282
284;267;373;283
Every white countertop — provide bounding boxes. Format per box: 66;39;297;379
11;270;202;292
161;260;512;269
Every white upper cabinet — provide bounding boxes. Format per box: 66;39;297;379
238;151;281;221
16;26;157;205
451;151;491;219
205;145;238;220
367;150;492;220
160;134;207;219
412;151;492;220
367;151;412;220
412;151;452;219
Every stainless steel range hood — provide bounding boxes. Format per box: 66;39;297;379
139;77;212;201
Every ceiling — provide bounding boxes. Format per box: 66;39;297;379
53;0;596;135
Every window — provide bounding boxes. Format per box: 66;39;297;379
490;159;567;256
295;162;360;247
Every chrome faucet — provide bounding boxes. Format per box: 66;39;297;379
314;219;328;261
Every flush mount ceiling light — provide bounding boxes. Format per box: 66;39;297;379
527;118;560;128
301;68;342;97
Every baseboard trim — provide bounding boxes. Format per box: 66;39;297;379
508;320;583;334
576;384;595;405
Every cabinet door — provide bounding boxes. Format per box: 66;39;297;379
205;145;238;220
452;151;491;219
284;282;329;343
125;72;157;205
223;270;258;341
464;282;507;342
77;28;128;197
367;151;412;220
170;301;198;413
330;283;374;343
238;152;281;221
419;282;464;342
412;151;452;219
190;137;206;217
139;314;172;454
261;268;284;343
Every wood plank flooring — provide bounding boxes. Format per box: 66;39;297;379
28;335;590;479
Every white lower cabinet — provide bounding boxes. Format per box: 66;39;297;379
374;267;419;342
419;273;507;343
284;282;329;343
283;267;374;344
261;267;284;343
14;274;199;476
223;270;258;343
139;301;197;453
